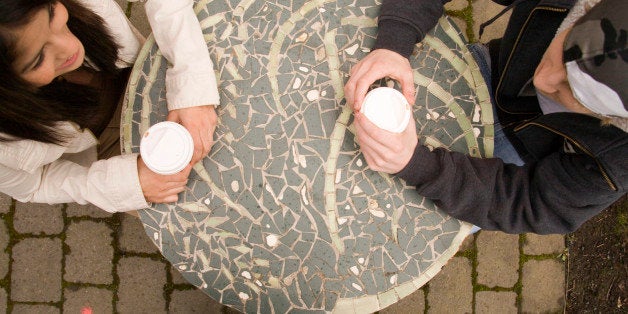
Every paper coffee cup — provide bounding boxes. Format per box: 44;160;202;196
140;121;194;175
360;87;411;133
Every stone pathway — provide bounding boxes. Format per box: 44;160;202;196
0;0;567;313
0;194;567;313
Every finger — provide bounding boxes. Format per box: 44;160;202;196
354;114;389;161
146;188;183;203
178;164;193;177
355;112;395;149
154;186;186;203
201;126;215;156
191;138;204;165
356;129;391;173
186;124;213;165
150;180;188;194
346;59;379;110
164;185;187;195
402;115;417;135
400;74;416;106
352;71;376;111
157;167;190;183
344;63;365;108
353;66;393;111
358;139;386;171
359;147;380;171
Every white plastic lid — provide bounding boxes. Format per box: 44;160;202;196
360;87;411;133
140;121;194;175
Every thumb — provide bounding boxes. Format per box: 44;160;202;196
401;80;415;106
166;110;179;122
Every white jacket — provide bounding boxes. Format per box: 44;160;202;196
0;0;219;212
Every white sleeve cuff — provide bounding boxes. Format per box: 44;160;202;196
165;71;221;110
106;154;149;212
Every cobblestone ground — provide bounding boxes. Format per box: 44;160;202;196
0;0;567;313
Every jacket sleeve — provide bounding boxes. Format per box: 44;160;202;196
0;154;148;213
374;0;451;57
144;0;221;110
396;143;622;234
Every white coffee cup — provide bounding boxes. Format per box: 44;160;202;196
140;121;194;175
360;87;411;133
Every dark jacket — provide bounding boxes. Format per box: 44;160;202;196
374;0;628;234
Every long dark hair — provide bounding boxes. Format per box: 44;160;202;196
0;0;121;144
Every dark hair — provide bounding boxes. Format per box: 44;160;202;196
0;0;121;144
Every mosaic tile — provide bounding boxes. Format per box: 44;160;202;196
121;0;492;312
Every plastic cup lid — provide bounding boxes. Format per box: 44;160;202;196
360;87;411;133
140;121;194;175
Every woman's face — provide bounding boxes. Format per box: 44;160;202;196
533;28;592;114
10;2;85;87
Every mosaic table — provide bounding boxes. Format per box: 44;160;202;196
121;0;493;312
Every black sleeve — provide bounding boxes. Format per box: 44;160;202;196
374;0;451;57
396;143;623;234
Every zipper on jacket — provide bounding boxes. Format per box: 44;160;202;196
514;122;618;191
494;5;569;115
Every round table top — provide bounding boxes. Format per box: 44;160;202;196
122;0;493;312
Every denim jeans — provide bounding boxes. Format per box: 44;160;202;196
468;43;525;166
466;44;525;234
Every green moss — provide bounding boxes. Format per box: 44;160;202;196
422;284;430;314
445;1;476;43
125;2;133;18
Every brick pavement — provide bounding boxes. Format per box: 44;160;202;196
0;0;567;313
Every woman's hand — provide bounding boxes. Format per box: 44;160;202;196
354;111;418;174
137;157;192;203
344;49;415;111
167;105;218;165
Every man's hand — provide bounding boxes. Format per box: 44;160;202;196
354;111;418;174
137;157;192;203
344;49;415;111
167;105;218;165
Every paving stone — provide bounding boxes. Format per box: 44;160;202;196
472;0;511;42
64;286;113;313
169;289;223;313
117;257;167;313
13;202;64;235
12;304;60;314
66;203;113;218
0;222;9;279
445;0;469;11
127;1;152;37
476;231;519;288
523;234;565;255
380;287;425;313
458;233;474;252
118;214;159;253
223;305;243;314
11;238;62;302
0;288;6;312
427;257;473;313
521;259;565;313
65;221;114;284
114;0;150;37
114;0;127;9
475;291;517;313
0;193;11;213
171;267;190;285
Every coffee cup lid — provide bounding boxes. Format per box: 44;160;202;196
360;87;411;133
140;121;194;175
